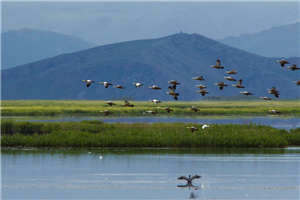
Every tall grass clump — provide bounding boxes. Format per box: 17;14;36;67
2;121;299;148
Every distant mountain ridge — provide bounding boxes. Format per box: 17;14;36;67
220;22;300;57
2;33;300;100
1;28;95;69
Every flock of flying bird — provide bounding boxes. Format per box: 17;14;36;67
82;58;299;131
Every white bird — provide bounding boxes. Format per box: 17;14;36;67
151;99;161;104
82;80;95;87
133;82;143;88
99;81;113;88
202;124;210;129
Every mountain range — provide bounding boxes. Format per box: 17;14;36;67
220;22;300;58
2;33;300;100
1;28;94;69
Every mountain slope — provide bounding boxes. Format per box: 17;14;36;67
2;33;300;100
220;23;300;57
1;28;95;69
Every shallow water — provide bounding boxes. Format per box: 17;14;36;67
2;148;300;200
4;116;300;130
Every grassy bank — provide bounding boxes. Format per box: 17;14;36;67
1;100;300;116
2;120;300;148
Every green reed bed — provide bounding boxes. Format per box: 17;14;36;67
2;120;300;148
2;100;300;116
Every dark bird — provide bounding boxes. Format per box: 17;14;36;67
196;84;206;89
186;126;198;133
276;59;289;67
268;87;280;98
164;107;173;113
149;85;162;90
167;91;179;100
168;85;177;91
133;82;143;88
123;100;134;107
198;89;208;96
295;80;300;86
260;97;272;101
114;84;125;89
215;82;228;90
178;175;201;185
82;80;95;87
211;59;224;69
232;79;245;88
105;101;116;106
190;106;199;112
224;76;236;81
240;91;253;96
192;76;205;81
99;81;113;88
288;64;300;71
269;109;281;115
226;70;237;75
168;80;180;85
100;110;111;116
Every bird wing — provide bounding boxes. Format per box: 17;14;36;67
178;176;189;181
191;175;201;180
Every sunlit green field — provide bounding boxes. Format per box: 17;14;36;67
2;120;300;148
1;100;300;116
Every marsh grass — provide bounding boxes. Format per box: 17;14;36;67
2;120;300;148
2;100;300;116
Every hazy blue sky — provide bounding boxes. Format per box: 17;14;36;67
2;1;299;45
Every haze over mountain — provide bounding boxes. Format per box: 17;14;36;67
2;33;300;100
220;23;300;58
1;28;95;69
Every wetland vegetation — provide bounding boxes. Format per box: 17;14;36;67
2;100;300;116
2;120;300;148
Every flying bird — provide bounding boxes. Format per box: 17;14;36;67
211;59;224;69
114;84;125;89
198;89;208;96
215;82;228;90
168;80;180;85
82;80;95;87
232;79;245;88
268;87;280;98
99;81;113;88
295;80;300;86
224;76;236;81
196;84;207;89
192;76;205;81
288;64;300;71
178;175;201;185
133;82;143;88
226;70;237;75
276;59;289;67
149;85;162;90
240;91;253;96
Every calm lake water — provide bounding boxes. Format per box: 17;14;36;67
2;148;300;200
4;116;300;130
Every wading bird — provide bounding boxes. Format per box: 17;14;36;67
105;101;116;106
190;106;199;112
82;80;95;87
145;110;157;115
202;124;210;129
163;107;173;113
269;109;281;114
211;59;224;69
151;99;161;104
186;126;198;133
123;100;134;107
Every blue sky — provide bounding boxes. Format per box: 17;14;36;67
2;1;299;45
